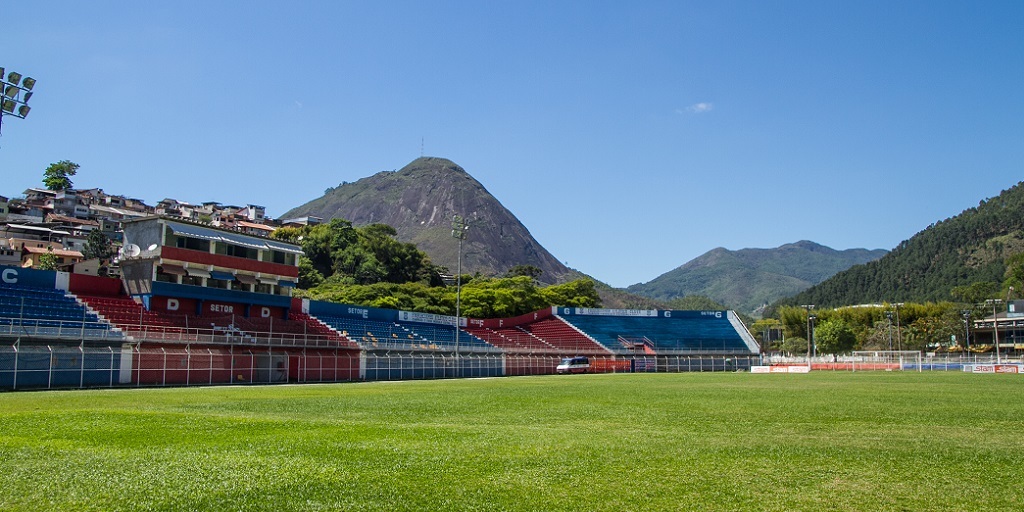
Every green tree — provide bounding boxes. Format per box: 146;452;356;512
905;313;961;351
505;264;543;280
277;219;440;286
43;160;79;191
297;257;324;289
750;318;784;348
951;282;999;304
859;320;895;351
814;319;857;354
539;279;600;308
780;336;808;356
666;295;727;311
356;224;437;285
1003;252;1024;292
778;305;813;339
297;219;357;278
82;230;114;261
270;226;304;244
37;247;61;270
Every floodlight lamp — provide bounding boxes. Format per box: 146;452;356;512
3;85;17;99
21;77;35;90
7;71;21;84
0;68;5;81
1;99;14;113
23;91;32;103
18;105;30;118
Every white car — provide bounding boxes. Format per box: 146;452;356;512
556;356;590;374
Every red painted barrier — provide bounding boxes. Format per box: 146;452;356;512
131;344;360;385
69;273;123;296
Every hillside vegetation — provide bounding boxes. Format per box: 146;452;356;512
271;218;599;318
628;241;886;315
779;181;1024;308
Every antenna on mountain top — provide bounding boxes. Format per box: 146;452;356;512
420;137;424;157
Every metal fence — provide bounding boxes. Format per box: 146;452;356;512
115;324;352;349
0;317;125;341
0;337;768;391
766;353;1022;371
0;343;122;389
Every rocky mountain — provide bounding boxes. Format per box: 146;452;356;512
282;157;573;284
626;241;887;316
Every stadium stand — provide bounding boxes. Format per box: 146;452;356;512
78;294;355;347
0;283;121;339
2;262;762;390
463;325;554;352
523;317;609;354
310;315;491;351
555;309;757;354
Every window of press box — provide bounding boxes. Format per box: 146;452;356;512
207;278;229;290
175;235;210;252
222;243;259;260
155;269;177;283
181;275;204;286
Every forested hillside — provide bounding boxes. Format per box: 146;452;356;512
628;241;886;315
780;181;1024;308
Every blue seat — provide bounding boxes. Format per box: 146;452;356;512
559;312;752;353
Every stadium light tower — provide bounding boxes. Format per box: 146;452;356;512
1010;287;1017;349
893;303;903;352
961;310;971;353
801;305;814;369
0;67;36;136
451;214;470;377
987;298;1003;364
885;310;894;350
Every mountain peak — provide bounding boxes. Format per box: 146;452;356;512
398;157;467;176
282;157;572;284
627;241;887;316
782;240;826;251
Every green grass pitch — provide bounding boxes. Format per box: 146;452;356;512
1;372;1022;511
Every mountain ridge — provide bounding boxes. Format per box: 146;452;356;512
780;180;1024;308
627;241;887;315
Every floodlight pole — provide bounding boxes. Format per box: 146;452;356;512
801;305;814;369
988;299;1002;365
0;67;36;137
1009;287;1016;351
452;215;469;378
893;303;903;352
961;310;971;355
885;310;894;350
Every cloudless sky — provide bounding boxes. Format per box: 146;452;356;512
2;1;1021;287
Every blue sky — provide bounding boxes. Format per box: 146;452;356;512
2;1;1021;288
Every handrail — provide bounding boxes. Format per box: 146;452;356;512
118;323;357;349
0;317;124;341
